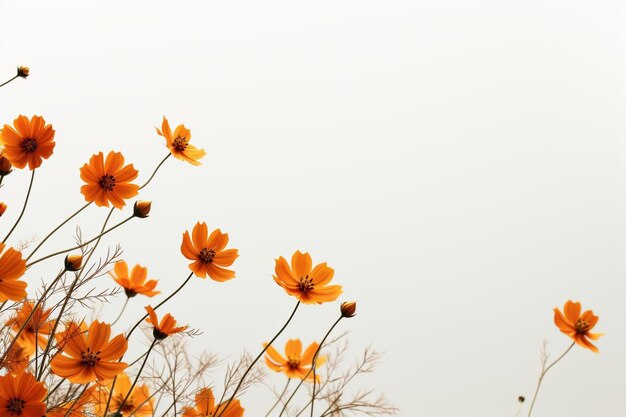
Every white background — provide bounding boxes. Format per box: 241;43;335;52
1;1;625;416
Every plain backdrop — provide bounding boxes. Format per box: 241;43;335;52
1;1;626;416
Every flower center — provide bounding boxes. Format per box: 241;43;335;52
99;174;116;191
287;355;301;369
6;397;25;415
199;248;216;264
298;275;314;293
81;347;101;366
173;135;188;151
20;138;37;154
124;288;138;298
117;395;135;412
575;319;590;334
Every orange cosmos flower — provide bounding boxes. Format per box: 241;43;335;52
264;339;326;381
554;300;604;353
0;372;46;417
0;115;55;170
110;260;160;298
0;243;27;302
0;342;30;375
181;222;238;281
6;301;56;355
156;116;206;166
145;306;187;340
79;151;139;209
54;320;88;352
181;388;244;417
0;203;6;216
273;251;342;304
50;320;128;383
93;373;154;417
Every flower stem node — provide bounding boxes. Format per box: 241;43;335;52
340;301;357;318
133;200;152;218
64;254;83;271
17;66;29;78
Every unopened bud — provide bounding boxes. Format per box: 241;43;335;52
64;254;83;271
340;301;357;318
133;200;152;218
518;396;525;403
17;66;29;78
0;203;6;217
0;153;13;177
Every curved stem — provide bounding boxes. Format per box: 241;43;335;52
216;301;301;417
279;316;343;417
526;341;576;417
139;153;171;190
27;214;134;268
0;75;19;89
26;202;92;261
117;339;158;413
111;297;130;326
2;169;35;243
264;379;291;417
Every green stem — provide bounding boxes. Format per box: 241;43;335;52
2;169;35;243
216;301;301;417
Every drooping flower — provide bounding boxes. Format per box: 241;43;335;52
6;301;56;355
264;339;326;381
110;260;159;298
50;320;128;383
0;115;55;170
273;251;342;304
0;371;46;417
181;222;238;281
0;243;27;303
156;116;206;166
554;300;604;352
145;306;187;340
79;151;139;209
93;373;154;417
181;388;244;417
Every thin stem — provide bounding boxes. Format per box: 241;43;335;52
62;383;89;417
139;153;171;190
264;379;291;417
26;202;92;261
111;297;130;326
117;339;158;413
2;169;35;243
526;341;576;417
0;75;19;88
279;316;343;417
216;301;301;417
27;214;134;268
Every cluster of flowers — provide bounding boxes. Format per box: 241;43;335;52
0;66;372;417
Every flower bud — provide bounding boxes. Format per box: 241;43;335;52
340;301;357;318
64;254;83;271
133;200;152;218
17;66;29;78
0;203;6;217
0;153;13;177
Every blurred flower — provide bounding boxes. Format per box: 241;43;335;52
0;115;55;170
554;300;603;352
0;152;13;176
0;371;46;417
64;254;83;271
181;388;244;417
133;200;152;218
273;251;342;304
340;301;357;318
17;66;29;78
0;243;27;302
181;222;238;281
264;339;326;381
0;203;6;216
110;260;159;298
6;301;56;355
156;116;206;166
145;306;187;340
46;385;95;417
94;373;154;417
0;342;29;374
50;320;128;383
79;151;139;208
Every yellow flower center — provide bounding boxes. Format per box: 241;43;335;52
6;397;25;415
99;174;116;191
287;355;301;369
20;138;37;153
298;275;314;293
81;347;101;366
173;135;189;151
199;248;216;264
575;319;590;334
